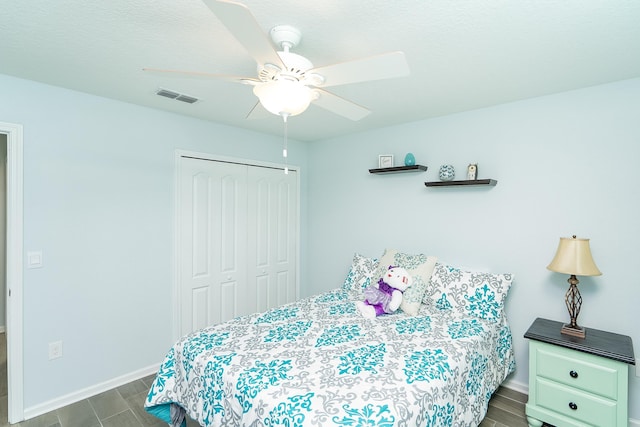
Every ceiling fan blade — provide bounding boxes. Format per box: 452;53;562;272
312;89;371;121
309;51;410;88
202;0;285;69
142;67;259;85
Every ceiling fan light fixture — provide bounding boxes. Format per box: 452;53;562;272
253;79;312;116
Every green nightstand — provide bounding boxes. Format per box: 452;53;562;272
524;318;635;427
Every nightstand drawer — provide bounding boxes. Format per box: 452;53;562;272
535;342;619;400
535;377;618;426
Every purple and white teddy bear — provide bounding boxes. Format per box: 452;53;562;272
356;265;412;319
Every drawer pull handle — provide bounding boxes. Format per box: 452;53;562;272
569;370;578;379
569;402;578;411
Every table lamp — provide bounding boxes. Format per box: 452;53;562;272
547;235;601;338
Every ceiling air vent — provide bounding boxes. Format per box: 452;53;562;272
176;94;199;104
156;88;179;99
156;88;199;104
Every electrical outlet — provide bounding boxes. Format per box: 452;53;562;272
48;341;63;360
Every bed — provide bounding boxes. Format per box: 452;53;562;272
145;251;516;426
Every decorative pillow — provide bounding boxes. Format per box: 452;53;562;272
424;263;514;322
342;253;379;297
373;249;437;316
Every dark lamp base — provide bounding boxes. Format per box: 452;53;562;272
561;324;586;339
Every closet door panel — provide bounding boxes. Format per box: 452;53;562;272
190;172;211;280
275;179;296;306
255;275;269;313
248;167;297;312
179;158;248;336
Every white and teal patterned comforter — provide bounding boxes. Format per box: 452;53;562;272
145;288;515;426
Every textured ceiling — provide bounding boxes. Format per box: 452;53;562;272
1;0;639;141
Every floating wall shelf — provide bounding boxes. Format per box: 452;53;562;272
369;165;428;174
424;179;497;187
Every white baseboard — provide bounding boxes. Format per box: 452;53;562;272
0;325;6;333
500;379;640;427
501;378;528;395
23;363;160;421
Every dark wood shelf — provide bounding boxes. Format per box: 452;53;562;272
369;165;427;174
424;179;497;187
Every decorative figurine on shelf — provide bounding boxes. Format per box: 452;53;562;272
404;153;416;166
467;163;478;180
439;164;455;181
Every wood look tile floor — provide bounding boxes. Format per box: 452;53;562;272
0;334;529;426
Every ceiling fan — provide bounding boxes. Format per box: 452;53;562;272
143;0;410;121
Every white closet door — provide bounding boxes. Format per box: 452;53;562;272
247;167;298;313
178;156;298;336
178;158;249;336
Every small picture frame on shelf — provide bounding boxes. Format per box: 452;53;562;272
378;154;394;168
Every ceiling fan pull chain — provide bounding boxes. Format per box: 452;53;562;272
282;113;289;175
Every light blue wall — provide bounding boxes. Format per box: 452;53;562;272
1;70;639;420
0;74;308;408
307;77;640;419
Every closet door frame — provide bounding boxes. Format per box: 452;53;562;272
173;149;301;341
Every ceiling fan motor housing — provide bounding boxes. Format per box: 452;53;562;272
258;51;314;82
257;25;319;85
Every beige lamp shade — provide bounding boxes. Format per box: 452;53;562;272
547;236;602;276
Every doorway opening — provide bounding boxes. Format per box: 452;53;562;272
0;122;24;424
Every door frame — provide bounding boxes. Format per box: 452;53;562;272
173;149;301;341
1;122;24;423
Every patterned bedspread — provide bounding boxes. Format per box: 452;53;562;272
145;288;515;426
